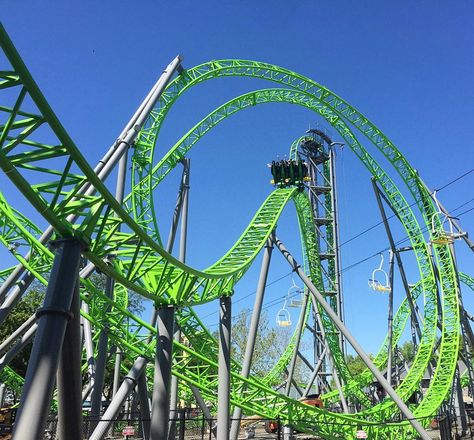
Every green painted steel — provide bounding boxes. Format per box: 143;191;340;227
0;24;464;439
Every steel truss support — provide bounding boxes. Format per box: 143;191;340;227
151;306;175;439
285;291;309;396
217;295;232;440
0;52;183;323
303;346;328;396
13;238;83;440
230;235;274;440
272;235;431;440
309;295;349;413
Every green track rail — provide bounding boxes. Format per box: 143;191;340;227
0;24;463;438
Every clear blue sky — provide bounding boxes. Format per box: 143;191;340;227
1;2;473;355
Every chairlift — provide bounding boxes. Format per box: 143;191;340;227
288;279;304;307
430;191;456;245
276;298;292;327
368;253;391;292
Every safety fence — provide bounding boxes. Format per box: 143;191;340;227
35;408;474;440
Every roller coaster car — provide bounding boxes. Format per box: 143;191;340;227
0;407;16;440
264;395;323;434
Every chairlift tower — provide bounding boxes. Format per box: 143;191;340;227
300;129;345;393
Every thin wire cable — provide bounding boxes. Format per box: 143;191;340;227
339;168;474;249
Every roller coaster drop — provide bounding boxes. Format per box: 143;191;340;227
0;23;473;439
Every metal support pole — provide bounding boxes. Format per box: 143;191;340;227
0;313;36;358
89;276;114;434
217;295;232;440
329;146;345;353
112;349;123;398
57;280;83;440
0;384;4;407
309;295;349;413
272;235;431;440
168;328;181;440
81;302;96;392
89;356;148;440
151;306;175;439
189;384;217;436
13;238;82;440
0;324;37;372
0;49;183;313
387;250;394;386
137;370;151;440
371;178;422;342
230;236;273;440
285;292;309;396
169;159;190;440
0;271;36;326
303;346;328;396
453;365;468;436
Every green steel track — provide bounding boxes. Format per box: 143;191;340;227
0;23;465;438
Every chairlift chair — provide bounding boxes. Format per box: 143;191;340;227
288;279;304;307
368;253;391;292
276;298;292;327
430;190;456;245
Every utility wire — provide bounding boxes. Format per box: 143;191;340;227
207;197;474;328
203;170;474;324
339;168;474;249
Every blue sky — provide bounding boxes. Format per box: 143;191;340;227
1;2;473;356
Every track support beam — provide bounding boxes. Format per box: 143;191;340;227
272;235;431;440
218;295;232;440
13;238;82;440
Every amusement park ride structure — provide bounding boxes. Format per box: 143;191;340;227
0;22;473;440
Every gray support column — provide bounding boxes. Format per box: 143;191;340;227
229;236;274;440
0;383;5;406
189;384;216;435
112;349;123;398
309;295;348;414
168;328;181;440
285;292;309;397
0;324;37;372
387;250;394;386
13;239;82;440
0;271;36;326
0;313;36;357
89;356;148;440
151;306;175;439
169;159;190;440
57;280;83;440
89;276;114;434
303;346;328;396
453;366;468;436
329;146;345;353
217;295;232;440
0;54;183;315
81;302;96;393
371;179;422;341
272;235;431;440
137;372;151;440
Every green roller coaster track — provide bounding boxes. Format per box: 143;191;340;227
0;22;467;439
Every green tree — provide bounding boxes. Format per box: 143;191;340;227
0;281;45;377
345;353;374;377
400;341;416;364
231;308;291;378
